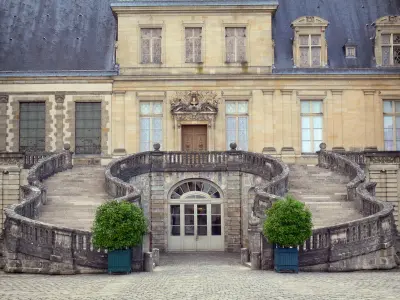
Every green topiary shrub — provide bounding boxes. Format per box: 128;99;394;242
263;195;313;247
92;200;147;251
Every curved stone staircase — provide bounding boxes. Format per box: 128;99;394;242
39;165;110;230
289;164;363;228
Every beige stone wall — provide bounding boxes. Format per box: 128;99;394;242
116;10;273;75
0;81;113;155
112;76;400;157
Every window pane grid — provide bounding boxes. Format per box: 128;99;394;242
301;101;323;153
141;28;162;64
226;101;248;150
298;34;322;67
19;102;46;152
140;101;163;151
225;27;246;63
381;33;400;66
383;100;400;150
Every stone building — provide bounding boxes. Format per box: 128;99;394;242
1;0;400;257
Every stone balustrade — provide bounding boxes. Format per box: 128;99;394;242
1;146;113;274
104;144;289;217
295;144;398;271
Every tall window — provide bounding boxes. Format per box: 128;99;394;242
141;28;162;64
75;102;102;155
19;102;46;152
226;101;248;150
382;33;400;66
185;27;202;63
299;35;322;67
140;101;163;151
301;101;323;153
383;100;400;150
225;27;246;63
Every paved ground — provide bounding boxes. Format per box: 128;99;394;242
0;253;399;300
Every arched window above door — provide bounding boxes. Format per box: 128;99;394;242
169;179;221;199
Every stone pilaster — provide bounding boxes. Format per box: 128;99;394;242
0;95;9;152
0;166;21;229
226;170;241;252
55;94;65;151
150;171;166;251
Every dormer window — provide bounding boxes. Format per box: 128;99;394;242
291;16;329;68
374;16;400;67
344;39;357;58
381;33;400;66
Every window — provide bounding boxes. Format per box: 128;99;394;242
225;27;246;63
140;101;163;151
381;33;400;66
346;46;356;58
301;101;323;153
299;35;322;67
19;102;46;152
226;101;248;150
75;102;102;155
141;28;162;64
383;100;400;150
291;16;329;68
185;27;202;63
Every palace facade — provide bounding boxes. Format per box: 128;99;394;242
0;0;400;162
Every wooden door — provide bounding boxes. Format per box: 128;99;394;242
182;125;207;151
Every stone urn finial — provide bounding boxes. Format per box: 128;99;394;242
319;142;327;151
64;143;71;151
153;143;161;151
230;142;237;151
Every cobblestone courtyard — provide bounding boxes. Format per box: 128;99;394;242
0;253;399;300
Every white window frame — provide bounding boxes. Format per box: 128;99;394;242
225;27;247;63
300;100;323;153
140;27;162;64
185;27;203;63
381;33;400;66
139;101;163;152
383;100;400;150
225;100;249;151
299;34;322;67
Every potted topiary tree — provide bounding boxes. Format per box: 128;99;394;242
263;195;312;273
92;200;147;274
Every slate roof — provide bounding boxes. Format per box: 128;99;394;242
1;0;400;73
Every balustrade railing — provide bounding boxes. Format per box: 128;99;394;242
297;144;396;268
2;146;109;273
104;143;290;216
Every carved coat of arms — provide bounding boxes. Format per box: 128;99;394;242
170;91;219;114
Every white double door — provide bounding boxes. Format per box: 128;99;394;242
168;202;224;251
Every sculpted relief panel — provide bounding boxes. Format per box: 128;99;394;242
170;91;220;126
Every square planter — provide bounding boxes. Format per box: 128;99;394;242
108;249;132;274
274;246;299;273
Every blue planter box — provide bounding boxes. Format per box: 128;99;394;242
274;246;299;273
108;249;132;274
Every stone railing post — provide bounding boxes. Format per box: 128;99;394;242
227;142;241;170
150;143;163;172
248;214;262;269
49;230;75;274
3;219;22;273
63;144;73;169
317;142;327;168
55;94;65;151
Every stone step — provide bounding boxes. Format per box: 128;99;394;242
288;164;362;228
38;165;111;231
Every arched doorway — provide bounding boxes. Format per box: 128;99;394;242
167;179;224;251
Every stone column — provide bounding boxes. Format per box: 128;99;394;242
0;95;9;152
55;94;65;151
